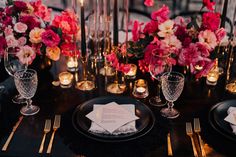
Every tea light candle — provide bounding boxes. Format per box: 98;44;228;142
125;64;137;79
67;57;78;72
59;72;73;88
133;79;149;98
136;86;146;93
206;68;219;86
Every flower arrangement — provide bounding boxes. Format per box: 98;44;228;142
128;1;226;78
0;0;80;65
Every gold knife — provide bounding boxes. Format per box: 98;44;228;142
167;133;173;156
39;119;51;153
2;116;23;151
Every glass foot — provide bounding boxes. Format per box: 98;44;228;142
20;105;40;116
12;94;27;104
149;96;166;107
160;108;179;119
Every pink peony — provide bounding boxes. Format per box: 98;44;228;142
151;5;170;23
163;35;182;54
202;12;220;31
203;0;215;11
41;30;60;47
196;42;210;57
198;30;217;50
14;22;28;33
215;28;226;42
144;0;154;7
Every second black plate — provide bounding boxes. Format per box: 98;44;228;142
209;99;236;142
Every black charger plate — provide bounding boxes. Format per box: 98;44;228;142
209;99;236;142
72;96;155;142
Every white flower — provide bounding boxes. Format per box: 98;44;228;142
157;20;174;38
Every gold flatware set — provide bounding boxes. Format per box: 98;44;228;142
1;115;61;154
186;118;206;157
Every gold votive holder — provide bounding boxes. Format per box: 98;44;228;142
67;57;78;72
132;79;149;98
206;67;219;86
59;72;73;88
125;64;137;79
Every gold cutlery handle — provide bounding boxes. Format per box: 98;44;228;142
2;131;14;151
167;133;173;156
46;130;56;154
190;136;198;157
198;134;206;157
39;133;46;153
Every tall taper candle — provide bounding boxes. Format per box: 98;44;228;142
80;0;86;57
113;0;118;46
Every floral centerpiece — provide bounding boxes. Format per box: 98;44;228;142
0;0;80;65
128;0;226;78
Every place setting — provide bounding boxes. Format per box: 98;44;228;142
72;96;155;142
209;100;236;142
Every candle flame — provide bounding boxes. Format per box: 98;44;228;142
80;0;83;6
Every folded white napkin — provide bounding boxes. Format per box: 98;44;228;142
224;107;236;134
86;102;139;135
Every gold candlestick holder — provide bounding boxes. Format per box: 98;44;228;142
76;56;95;91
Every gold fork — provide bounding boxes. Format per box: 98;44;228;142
186;122;198;157
46;115;61;154
194;118;206;157
39;119;51;153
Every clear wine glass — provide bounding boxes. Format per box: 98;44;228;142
14;69;39;116
160;71;184;119
0;56;5;92
4;50;27;103
149;49;172;106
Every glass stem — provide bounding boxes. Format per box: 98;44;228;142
155;82;161;102
168;101;174;112
26;99;32;108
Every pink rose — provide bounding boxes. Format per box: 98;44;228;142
16;45;36;65
6;35;18;48
144;0;154;7
19;15;40;30
14;22;28;33
151;5;170;23
41;29;60;47
18;37;27;46
215;28;226;42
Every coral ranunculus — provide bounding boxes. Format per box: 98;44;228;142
41;30;60;47
46;46;61;61
29;27;45;44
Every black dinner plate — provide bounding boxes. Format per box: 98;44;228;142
209;99;236;142
72;96;155;142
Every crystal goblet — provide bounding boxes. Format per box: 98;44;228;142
160;71;184;119
14;69;40;116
